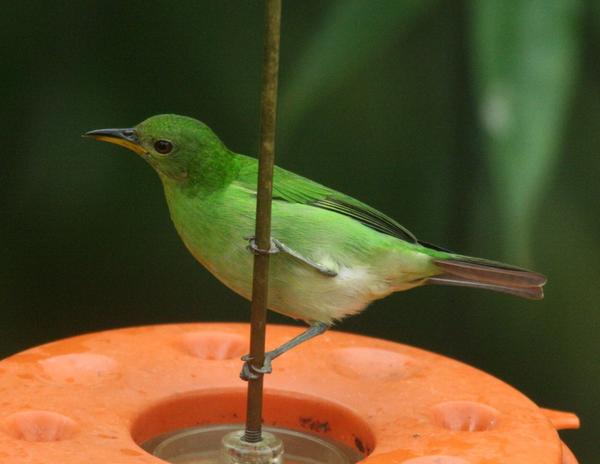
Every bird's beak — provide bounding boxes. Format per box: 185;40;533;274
84;128;147;155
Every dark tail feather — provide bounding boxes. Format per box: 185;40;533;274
427;275;544;300
427;258;546;300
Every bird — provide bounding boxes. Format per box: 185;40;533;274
85;114;546;380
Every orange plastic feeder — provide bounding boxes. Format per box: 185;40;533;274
0;323;579;463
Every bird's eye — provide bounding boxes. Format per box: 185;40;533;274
154;140;173;154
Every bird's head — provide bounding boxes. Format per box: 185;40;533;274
85;114;231;186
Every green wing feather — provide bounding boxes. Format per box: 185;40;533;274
232;155;546;300
234;155;417;243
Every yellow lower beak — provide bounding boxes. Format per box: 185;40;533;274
84;128;147;155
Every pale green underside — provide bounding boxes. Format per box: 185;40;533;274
161;155;444;324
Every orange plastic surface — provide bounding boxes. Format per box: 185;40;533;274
0;323;579;463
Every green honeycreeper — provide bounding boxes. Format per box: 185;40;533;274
86;114;546;380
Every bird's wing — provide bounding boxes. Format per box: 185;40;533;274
234;155;418;243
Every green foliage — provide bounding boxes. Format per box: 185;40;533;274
471;0;582;263
281;0;438;131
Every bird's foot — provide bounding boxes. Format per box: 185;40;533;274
239;353;274;381
245;236;337;277
245;236;281;255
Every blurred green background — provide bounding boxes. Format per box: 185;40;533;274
1;0;598;460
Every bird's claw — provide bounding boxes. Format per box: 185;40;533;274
240;362;262;381
239;354;273;381
244;236;280;255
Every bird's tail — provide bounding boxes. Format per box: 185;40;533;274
426;255;547;300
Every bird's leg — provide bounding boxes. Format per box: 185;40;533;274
245;236;338;277
272;238;338;277
240;322;331;381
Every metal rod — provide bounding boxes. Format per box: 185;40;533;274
244;0;282;443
